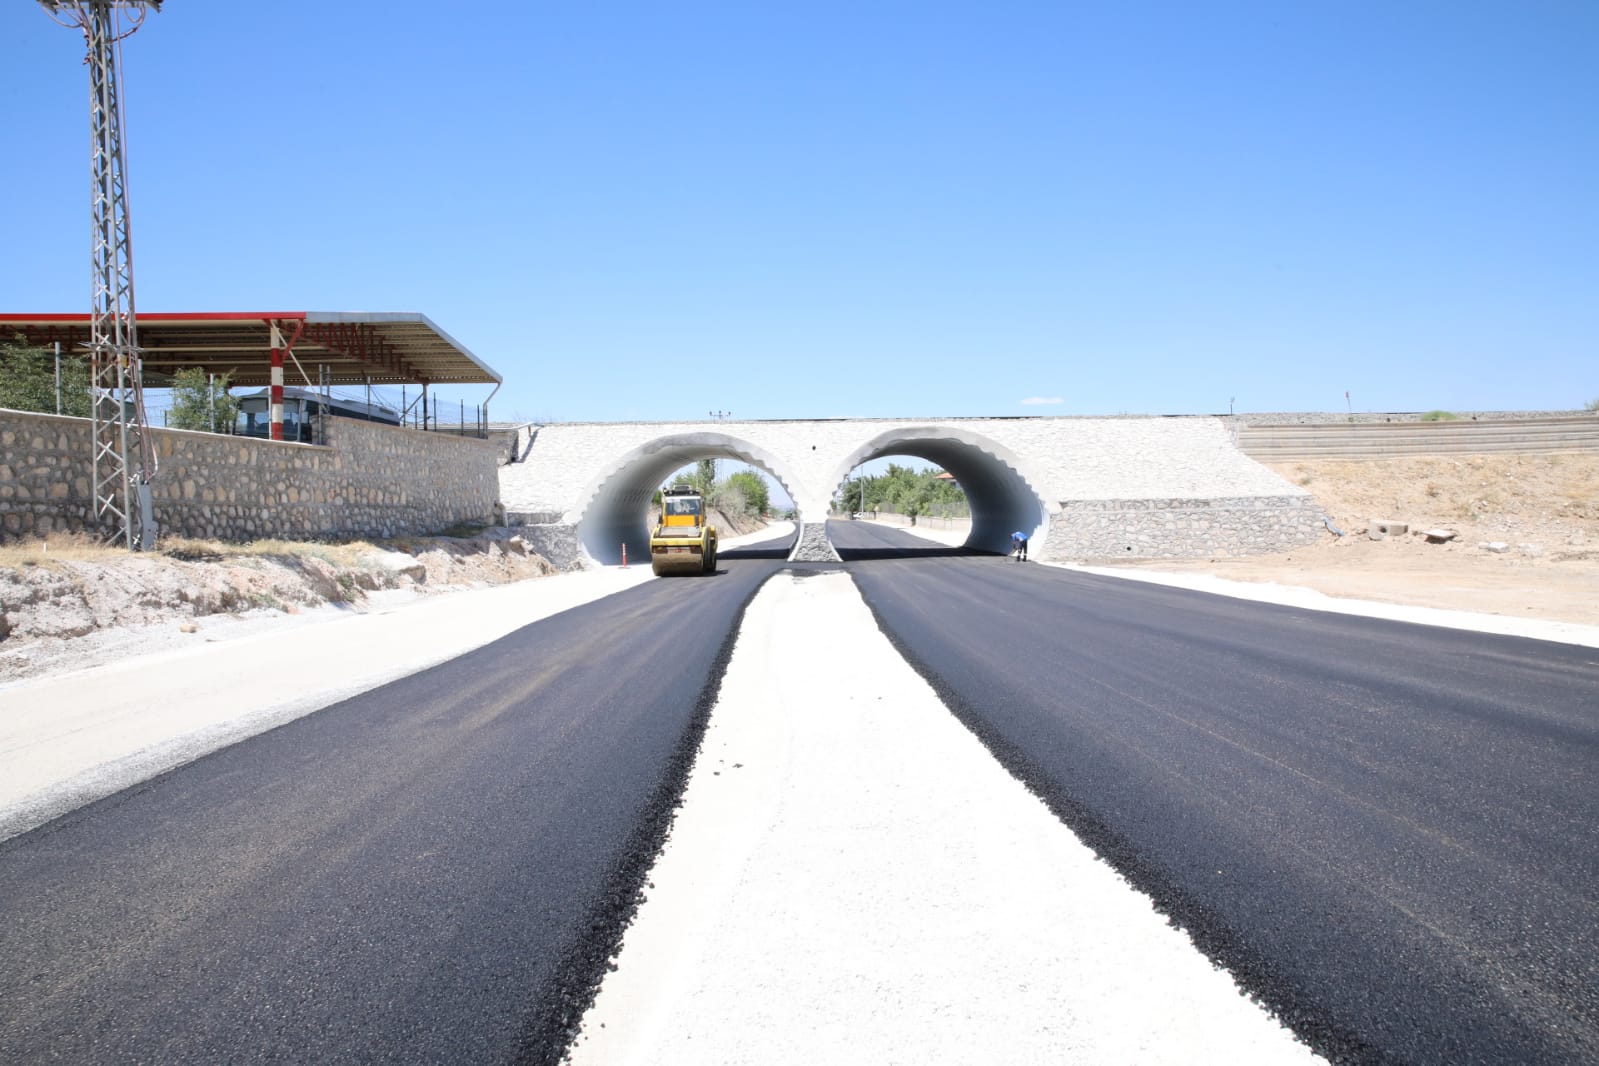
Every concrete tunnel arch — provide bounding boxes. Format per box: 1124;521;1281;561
571;432;806;566
830;426;1053;554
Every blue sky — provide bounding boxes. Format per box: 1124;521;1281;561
3;2;1595;424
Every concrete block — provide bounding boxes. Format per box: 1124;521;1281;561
1368;520;1409;540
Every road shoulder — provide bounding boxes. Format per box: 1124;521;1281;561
566;569;1324;1065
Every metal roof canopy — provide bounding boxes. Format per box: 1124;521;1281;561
0;311;501;389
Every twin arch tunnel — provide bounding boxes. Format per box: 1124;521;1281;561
498;415;1323;568
505;421;1055;565
561;426;1051;566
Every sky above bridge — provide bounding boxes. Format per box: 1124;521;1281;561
4;2;1594;425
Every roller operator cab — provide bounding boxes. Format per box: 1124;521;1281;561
650;485;719;576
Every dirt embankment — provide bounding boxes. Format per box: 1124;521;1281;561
1104;453;1599;626
0;529;561;682
0;513;779;683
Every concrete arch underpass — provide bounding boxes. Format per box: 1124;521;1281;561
574;426;1049;566
574;432;804;566
832;427;1050;555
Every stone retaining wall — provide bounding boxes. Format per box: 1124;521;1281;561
499;522;586;571
1044;496;1328;561
844;500;1326;559
0;408;498;543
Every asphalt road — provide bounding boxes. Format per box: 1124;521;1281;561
830;520;1599;1065
4;519;1595;1065
0;557;786;1066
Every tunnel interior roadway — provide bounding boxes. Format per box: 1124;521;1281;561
830;427;1051;556
573;428;1050;566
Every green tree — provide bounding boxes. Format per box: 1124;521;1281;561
0;334;92;417
708;478;746;519
887;476;932;525
921;471;968;519
841;463;967;521
694;457;718;493
726;469;770;515
166;367;240;433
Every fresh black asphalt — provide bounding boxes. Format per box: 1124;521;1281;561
3;520;1595;1065
832;519;1599;1065
0;558;785;1065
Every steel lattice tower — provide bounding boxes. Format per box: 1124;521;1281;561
42;0;161;550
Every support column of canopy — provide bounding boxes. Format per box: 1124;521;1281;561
267;319;304;441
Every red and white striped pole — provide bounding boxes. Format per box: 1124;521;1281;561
268;322;285;441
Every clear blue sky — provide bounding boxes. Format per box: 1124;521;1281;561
4;2;1595;423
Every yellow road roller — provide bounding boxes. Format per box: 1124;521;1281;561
650;485;719;576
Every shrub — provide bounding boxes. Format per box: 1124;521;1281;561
0;334;92;417
166;367;240;433
725;470;770;515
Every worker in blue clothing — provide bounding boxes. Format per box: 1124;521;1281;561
1010;530;1028;561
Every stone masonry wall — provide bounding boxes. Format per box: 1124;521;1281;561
1044;496;1328;561
0;408;498;543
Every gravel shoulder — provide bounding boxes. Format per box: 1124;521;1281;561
567;569;1324;1065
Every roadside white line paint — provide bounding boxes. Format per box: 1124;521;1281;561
567;570;1325;1066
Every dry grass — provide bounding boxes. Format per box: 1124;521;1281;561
161;537;380;569
1268;453;1599;531
0;532;380;571
0;531;120;569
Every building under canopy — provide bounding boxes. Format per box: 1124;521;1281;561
0;311;502;438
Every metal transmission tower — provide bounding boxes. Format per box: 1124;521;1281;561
41;0;161;550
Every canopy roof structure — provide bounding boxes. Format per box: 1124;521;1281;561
0;312;501;389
